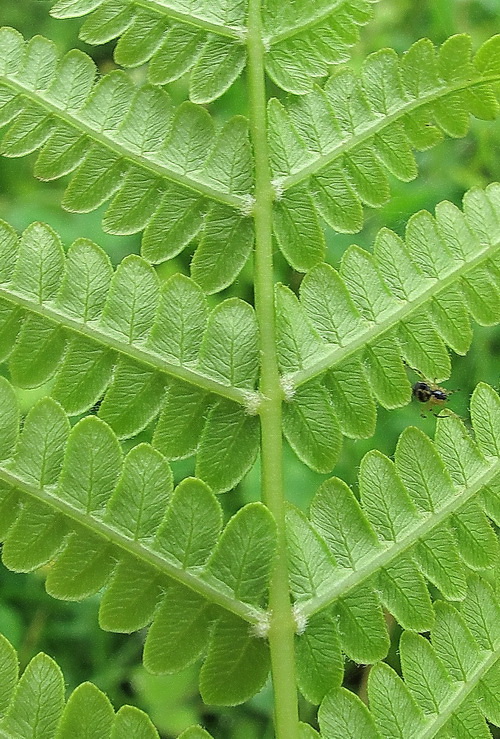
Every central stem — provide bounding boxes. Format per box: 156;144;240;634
247;4;300;738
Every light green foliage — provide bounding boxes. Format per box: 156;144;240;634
319;578;500;736
277;185;500;471
0;633;162;738
292;384;500;671
1;3;500;738
0;27;254;289
0;217;264;487
0;381;277;702
199;613;270;705
47;0;376;99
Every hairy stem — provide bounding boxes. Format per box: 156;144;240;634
247;3;300;737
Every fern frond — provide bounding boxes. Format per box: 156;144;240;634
270;34;500;270
0;28;254;291
0;631;161;738
263;0;377;94
289;383;500;701
45;0;377;100
318;577;500;738
47;0;247;103
0;219;263;488
0;376;276;703
275;183;500;471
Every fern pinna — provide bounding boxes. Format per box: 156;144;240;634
0;0;500;736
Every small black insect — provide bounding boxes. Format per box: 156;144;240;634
412;380;452;417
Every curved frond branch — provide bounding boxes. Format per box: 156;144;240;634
292;382;500;645
280;71;500;192
264;0;373;45
0;29;257;289
262;0;376;94
283;183;500;393
0;379;275;626
0;282;251;406
319;583;500;736
274;184;500;472
297;453;500;621
50;0;246;37
0;220;260;420
45;2;248;103
0;220;266;490
118;0;245;37
291;235;500;389
420;648;500;738
0;371;277;700
0;57;246;210
269;35;500;267
0;465;262;624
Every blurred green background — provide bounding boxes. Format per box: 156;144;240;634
0;1;499;736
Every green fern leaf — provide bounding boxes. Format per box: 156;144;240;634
0;381;277;704
55;682;115;739
205;503;276;605
295;610;343;705
0;28;255;288
377;556;434;632
97;358;165;439
292;383;500;676
153;477;222;568
195;400;260;493
320;576;500;735
282;382;341;473
0;218;264;479
334;585;390;664
199;612;270;706
98;556;165;633
143;583;213;674
152;382;212;461
274;184;500;469
0;651;64;739
0;376;19;459
264;0;377;94
285;505;337;600
47;0;375;101
310;477;381;568
0;632;161;738
270;34;500;264
45;528;116;600
367;662;427;737
178;727;213;739
318;686;381;739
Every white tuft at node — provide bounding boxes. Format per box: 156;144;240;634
281;374;296;402
293;605;307;635
252;610;271;638
240;194;255;217
243;391;263;415
272;179;284;200
233;26;247;42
